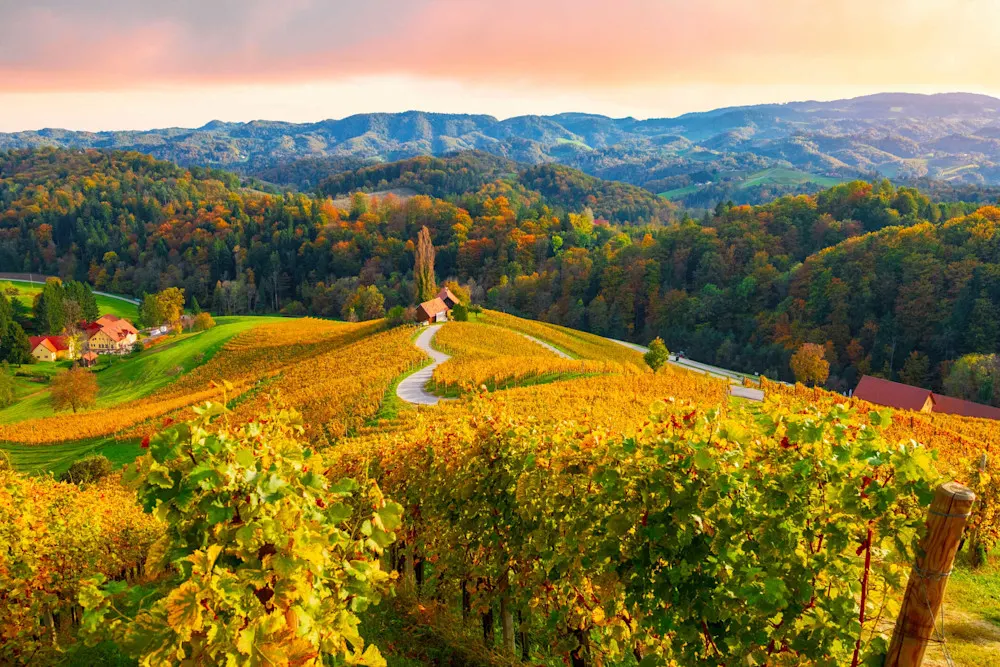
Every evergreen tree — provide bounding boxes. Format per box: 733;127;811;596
32;279;66;334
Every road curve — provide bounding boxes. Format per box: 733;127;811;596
396;325;450;406
606;337;764;402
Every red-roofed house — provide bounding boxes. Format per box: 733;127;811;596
437;287;460;309
415;297;450;324
28;335;75;362
930;393;1000;421
854;375;1000;421
82;314;139;355
854;376;934;412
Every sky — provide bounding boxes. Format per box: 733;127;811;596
1;0;999;132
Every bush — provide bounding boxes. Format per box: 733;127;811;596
452;303;469;321
60;455;113;485
386;305;408;326
280;300;307;317
192;312;216;331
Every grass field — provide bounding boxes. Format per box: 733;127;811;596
658;183;702;199
2;279;139;320
0;316;273;423
740;167;844;189
2;436;143;476
659;168;844;200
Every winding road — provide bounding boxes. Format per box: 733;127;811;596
395;324;573;406
396;325;450;405
394;322;763;406
607;338;765;402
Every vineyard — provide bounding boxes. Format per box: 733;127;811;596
1;313;998;665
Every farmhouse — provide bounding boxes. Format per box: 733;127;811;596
416;297;449;324
415;287;461;324
82;314;139;355
854;375;1000;421
28;335;74;362
79;351;99;368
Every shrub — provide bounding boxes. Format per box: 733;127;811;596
643;336;669;373
280;300;307;317
386;305;408;326
192;312;216;331
451;303;469;322
60;455;113;485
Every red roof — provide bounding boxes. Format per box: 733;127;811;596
854;375;1000;421
29;335;70;353
83;314;138;342
416;297;449;320
854;376;932;412
931;393;1000;421
437;287;460;307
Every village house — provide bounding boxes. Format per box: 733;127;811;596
28;335;75;362
82;314;139;355
854;375;1000;421
79;351;99;368
415;287;461;324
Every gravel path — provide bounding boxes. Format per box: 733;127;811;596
396;325;450;406
517;333;572;359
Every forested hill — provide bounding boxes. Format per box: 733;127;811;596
1;147;998;395
316;152;674;225
5;93;1000;207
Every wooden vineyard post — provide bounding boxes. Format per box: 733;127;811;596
884;481;975;667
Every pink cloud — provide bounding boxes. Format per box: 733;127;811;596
1;0;998;93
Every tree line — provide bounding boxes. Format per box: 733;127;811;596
3;147;1000;394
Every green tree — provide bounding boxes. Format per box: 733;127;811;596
898;351;931;388
414;225;437;303
0;322;31;365
33;278;66;334
0;362;15;408
644;337;670;373
452;303;469;322
342;285;385;322
80;402;400;666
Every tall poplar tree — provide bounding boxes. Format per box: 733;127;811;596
414;225;437;303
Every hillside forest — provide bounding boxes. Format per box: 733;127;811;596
2;147;999;397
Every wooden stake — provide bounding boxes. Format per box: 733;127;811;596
884;481;975;667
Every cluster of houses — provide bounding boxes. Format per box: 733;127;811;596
28;314;139;365
415;287;460;324
854;375;1000;421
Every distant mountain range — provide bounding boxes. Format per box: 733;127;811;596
4;92;1000;206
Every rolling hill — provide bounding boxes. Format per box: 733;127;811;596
5;93;1000;207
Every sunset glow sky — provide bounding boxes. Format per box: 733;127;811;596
2;0;999;131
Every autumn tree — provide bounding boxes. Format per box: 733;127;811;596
644;337;670;373
50;366;98;413
191;312;216;331
141;287;186;328
342;285;385;322
790;343;830;386
414;226;437;303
